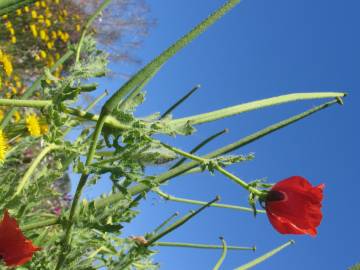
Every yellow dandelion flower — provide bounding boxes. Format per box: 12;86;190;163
13;111;21;123
31;10;37;19
0;129;8;163
11;36;17;44
40;29;47;40
24;6;30;12
47;41;54;49
5;21;12;29
26;113;41;137
41;1;46;8
9;28;15;35
45;19;51;27
30;24;38;37
40;50;47;59
35;1;40;7
0;53;13;77
51;31;57;39
2;14;8;20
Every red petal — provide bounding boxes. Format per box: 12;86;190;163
265;176;324;236
0;209;40;266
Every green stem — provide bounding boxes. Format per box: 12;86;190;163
160;84;201;119
170;128;228;169
153;212;180;234
75;0;113;64
154;188;264;214
0;98;52;108
154;241;254;251
213;238;228;270
0;50;73;128
160;142;263;197
13;144;59;197
22;218;59;231
146;196;220;246
215;165;262;196
234;240;294;270
63;107;128;130
170;92;346;127
55;174;89;270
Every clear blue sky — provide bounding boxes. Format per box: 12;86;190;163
82;1;360;269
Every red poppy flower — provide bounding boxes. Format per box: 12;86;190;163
0;209;40;266
265;176;324;236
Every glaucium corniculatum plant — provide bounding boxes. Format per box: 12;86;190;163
0;0;346;269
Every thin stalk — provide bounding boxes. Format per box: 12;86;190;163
170;92;346;127
13;144;59;197
154;188;264;214
160;142;263;196
213;237;227;270
55;174;89;270
160;84;201;119
147;196;220;246
93;99;341;208
234;240;295;270
63;107;128;130
170;128;228;169
75;0;113;64
0;99;52;108
153;212;180;234
0;50;74;128
154;241;254;251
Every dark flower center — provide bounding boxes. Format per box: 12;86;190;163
266;190;285;202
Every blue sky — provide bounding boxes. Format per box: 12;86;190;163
82;1;359;269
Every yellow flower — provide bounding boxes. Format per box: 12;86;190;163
31;10;37;19
76;24;81;32
35;1;40;8
40;29;47;40
13;111;21;123
40;50;47;59
41;1;47;8
30;24;38;37
0;129;8;163
26;113;41;137
0;51;13;77
24;6;30;12
0;110;4;121
16;9;22;16
11;36;17;44
45;19;51;27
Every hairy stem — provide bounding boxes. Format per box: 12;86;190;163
154;241;254;251
154;188;264;214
